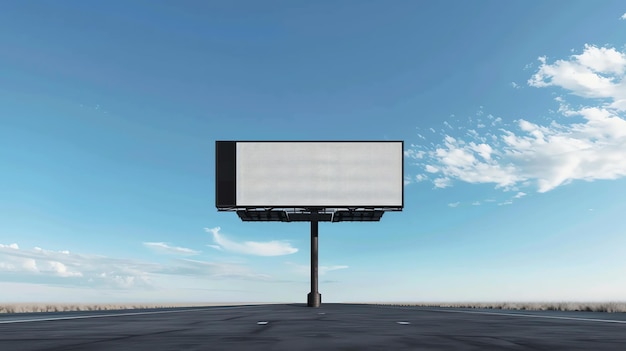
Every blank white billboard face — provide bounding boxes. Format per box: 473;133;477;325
234;141;403;208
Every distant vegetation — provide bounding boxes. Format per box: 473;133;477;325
3;302;626;314
379;302;626;313
0;303;241;314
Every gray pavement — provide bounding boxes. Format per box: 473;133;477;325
1;303;626;350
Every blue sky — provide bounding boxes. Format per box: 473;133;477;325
1;1;626;303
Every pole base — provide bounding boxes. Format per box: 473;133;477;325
307;292;321;307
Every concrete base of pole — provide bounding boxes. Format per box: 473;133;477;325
307;292;321;308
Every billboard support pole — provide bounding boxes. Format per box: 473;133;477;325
307;210;321;307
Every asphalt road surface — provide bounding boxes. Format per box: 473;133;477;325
1;303;626;350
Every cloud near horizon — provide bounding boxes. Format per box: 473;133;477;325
204;227;298;256
160;258;272;281
0;243;272;290
286;262;349;276
0;243;150;288
143;242;200;256
405;44;626;193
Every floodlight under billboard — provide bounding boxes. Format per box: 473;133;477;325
215;141;404;307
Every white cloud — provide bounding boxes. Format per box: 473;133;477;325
0;243;19;250
528;45;626;109
472;201;481;206
168;259;272;281
286;262;349;276
0;243;273;290
45;261;83;278
0;244;153;288
448;202;460;208
204;227;298;256
425;165;439;173
427;136;521;189
414;174;428;182
143;242;200;256
407;44;626;193
511;82;520;89
576;45;626;75
404;176;412;186
493;191;528;207
470;142;493;161
320;265;349;274
404;149;425;159
621;13;626;20
433;177;451;188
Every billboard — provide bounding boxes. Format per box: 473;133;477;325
216;141;403;209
